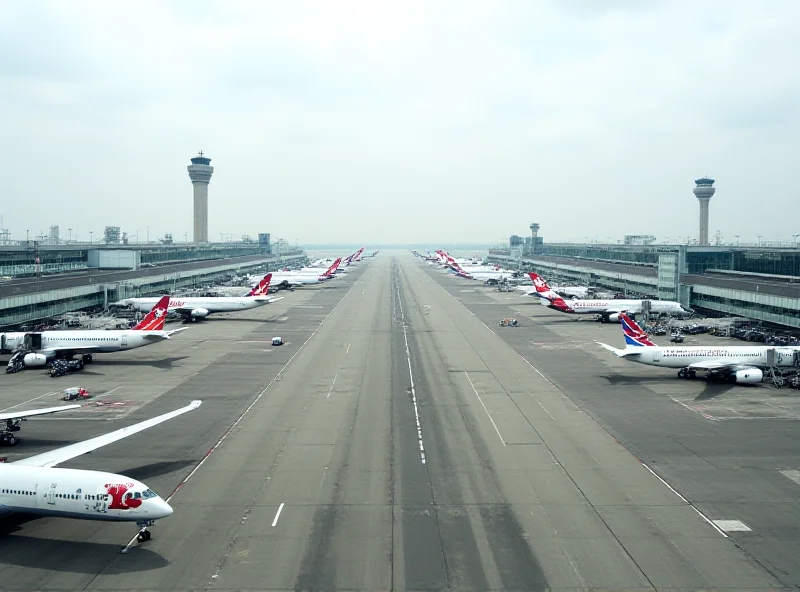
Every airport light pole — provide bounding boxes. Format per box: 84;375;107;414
793;233;800;247
89;231;93;243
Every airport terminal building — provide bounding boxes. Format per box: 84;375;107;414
488;243;800;329
0;241;307;328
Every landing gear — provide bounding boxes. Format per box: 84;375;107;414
677;368;697;380
0;434;19;446
136;519;156;543
82;354;93;364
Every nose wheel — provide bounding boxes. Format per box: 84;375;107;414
135;519;156;543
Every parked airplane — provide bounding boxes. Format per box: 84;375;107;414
1;404;82;446
0;399;201;543
517;273;592;299
117;274;282;321
257;259;342;290
529;273;692;322
597;314;800;383
2;296;187;369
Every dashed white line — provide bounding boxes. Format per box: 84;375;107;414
464;372;506;447
538;400;556;421
640;461;728;538
396;283;426;465
271;502;285;526
346;343;351;354
326;373;338;399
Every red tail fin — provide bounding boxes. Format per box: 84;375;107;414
247;273;273;296
323;258;341;277
528;272;552;293
133;296;170;331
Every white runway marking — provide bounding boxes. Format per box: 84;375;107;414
780;469;800;485
271;502;285;526
396;282;426;465
346;343;351;354
326;373;338;399
712;519;751;532
1;391;60;412
465;372;506;447
537;400;556;421
640;461;728;538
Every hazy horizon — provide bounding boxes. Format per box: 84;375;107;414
3;1;799;245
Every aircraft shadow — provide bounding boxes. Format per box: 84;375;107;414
694;383;736;401
0;534;168;572
118;459;197;481
89;356;189;369
601;373;675;386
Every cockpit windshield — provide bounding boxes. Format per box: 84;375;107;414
141;489;158;499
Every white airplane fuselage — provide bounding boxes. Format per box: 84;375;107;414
1;329;173;357
0;465;172;522
545;298;691;317
623;345;799;369
122;297;271;315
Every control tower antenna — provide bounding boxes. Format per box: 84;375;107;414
187;151;214;243
693;177;715;245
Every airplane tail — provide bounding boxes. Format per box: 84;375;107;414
247;273;273;296
322;258;342;277
619;313;656;347
133;296;170;331
529;273;574;312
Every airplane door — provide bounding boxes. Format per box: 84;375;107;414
47;483;56;506
653;349;661;363
95;491;108;513
120;335;128;348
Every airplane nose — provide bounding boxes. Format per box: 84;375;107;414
153;499;174;519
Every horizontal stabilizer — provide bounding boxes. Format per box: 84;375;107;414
595;342;642;358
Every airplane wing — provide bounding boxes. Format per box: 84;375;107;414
13;400;202;468
253;296;284;303
0;404;82;422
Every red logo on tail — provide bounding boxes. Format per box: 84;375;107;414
133;296;170;330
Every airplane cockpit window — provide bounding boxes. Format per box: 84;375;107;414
142;489;157;499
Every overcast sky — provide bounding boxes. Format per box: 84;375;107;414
1;0;798;246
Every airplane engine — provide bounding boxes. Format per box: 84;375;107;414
735;368;763;384
23;353;48;367
190;308;209;318
607;313;623;323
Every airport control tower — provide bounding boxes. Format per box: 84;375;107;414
529;223;540;241
187;151;214;243
693;177;716;245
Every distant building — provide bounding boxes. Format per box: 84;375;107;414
49;225;60;243
104;226;121;244
624;234;656;246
